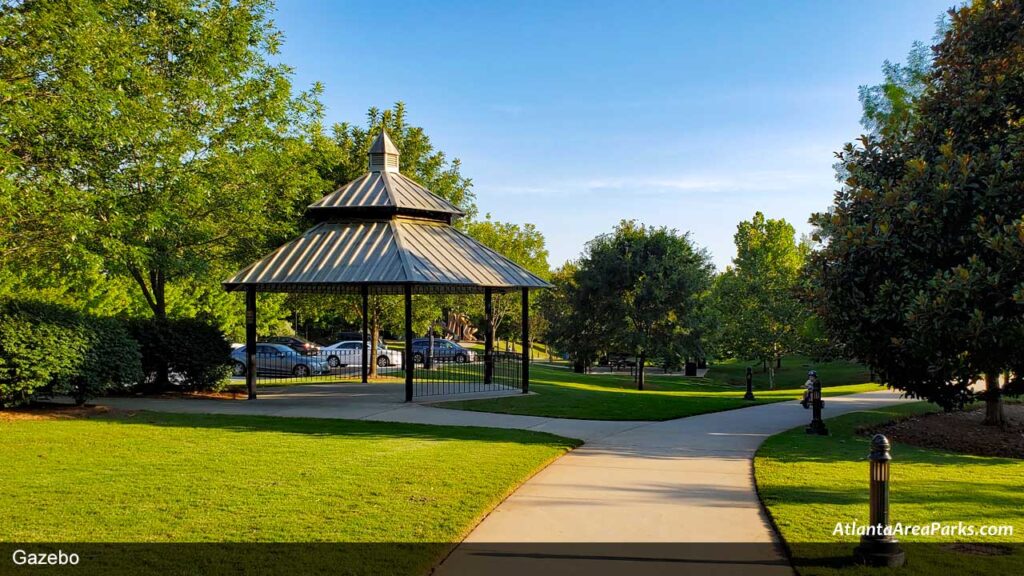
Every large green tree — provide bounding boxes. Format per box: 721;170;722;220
576;220;713;389
810;0;1024;426
712;213;806;386
0;0;328;322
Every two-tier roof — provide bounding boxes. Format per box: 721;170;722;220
223;132;551;295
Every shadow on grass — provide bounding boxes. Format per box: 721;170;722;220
82;409;581;448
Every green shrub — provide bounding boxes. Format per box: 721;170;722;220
54;316;142;405
0;299;140;407
130;317;232;392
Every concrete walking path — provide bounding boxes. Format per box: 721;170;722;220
436;390;911;575
92;387;912;575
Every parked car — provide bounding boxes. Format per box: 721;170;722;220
322;340;401;368
410;338;476;364
262;335;321;356
231;343;330;377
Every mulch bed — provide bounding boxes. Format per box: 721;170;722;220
860;404;1024;459
0;404;135;421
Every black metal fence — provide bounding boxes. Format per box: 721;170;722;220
231;345;523;398
413;350;522;397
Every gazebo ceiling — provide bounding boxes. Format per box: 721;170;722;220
224;131;551;295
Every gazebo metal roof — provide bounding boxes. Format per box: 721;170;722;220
222;219;549;294
223;131;551;295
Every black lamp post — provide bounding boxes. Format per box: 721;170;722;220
744;366;755;401
854;434;905;567
805;378;828;435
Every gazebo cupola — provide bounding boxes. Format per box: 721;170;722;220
304;132;464;224
224;130;550;402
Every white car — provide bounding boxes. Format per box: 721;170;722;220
322;340;402;368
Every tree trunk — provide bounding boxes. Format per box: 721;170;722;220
369;309;380;378
762;359;767;373
776;357;782;369
637;351;646;391
983;373;1005;427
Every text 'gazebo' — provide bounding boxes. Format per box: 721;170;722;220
223;132;550;401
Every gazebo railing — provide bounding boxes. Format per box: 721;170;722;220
413;350;522;398
233;347;523;398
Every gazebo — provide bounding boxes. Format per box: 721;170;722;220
223;132;551;401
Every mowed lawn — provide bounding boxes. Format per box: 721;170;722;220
755;403;1024;575
437;357;883;420
0;410;578;575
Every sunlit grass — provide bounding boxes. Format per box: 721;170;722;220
755;402;1024;575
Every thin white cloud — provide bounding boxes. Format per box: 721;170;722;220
485;170;820;197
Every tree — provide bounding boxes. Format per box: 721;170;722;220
576;221;713;389
810;0;1024;426
0;0;329;322
538;263;605;372
712;213;806;387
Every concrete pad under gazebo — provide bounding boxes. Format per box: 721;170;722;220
223;131;550;401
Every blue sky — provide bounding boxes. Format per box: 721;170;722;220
273;0;953;269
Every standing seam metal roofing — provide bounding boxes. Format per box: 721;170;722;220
223;219;550;294
308;171;464;217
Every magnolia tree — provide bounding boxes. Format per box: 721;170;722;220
810;1;1024;426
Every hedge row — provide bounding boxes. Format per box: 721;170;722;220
0;299;232;407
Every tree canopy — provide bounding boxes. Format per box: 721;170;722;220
574;220;713;388
0;0;329;321
712;212;806;384
810;0;1024;425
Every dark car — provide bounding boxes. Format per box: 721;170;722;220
262;335;320;356
410;338;477;364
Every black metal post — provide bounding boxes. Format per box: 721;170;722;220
744;366;755;400
484;288;494;384
806;378;828;435
521;288;529;394
425;321;434;370
361;285;369;384
404;284;413;402
245;287;257;400
855;435;905;567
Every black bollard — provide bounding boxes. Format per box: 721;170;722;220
805;378;828;435
744;366;755;400
854;435;905;567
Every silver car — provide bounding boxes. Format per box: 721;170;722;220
322;340;403;368
231;343;330;377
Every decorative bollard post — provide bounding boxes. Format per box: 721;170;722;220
854;434;905;567
744;366;755;401
805;378;828;435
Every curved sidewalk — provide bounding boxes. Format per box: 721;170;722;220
435;391;911;575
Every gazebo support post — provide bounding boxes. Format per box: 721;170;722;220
521;287;530;394
484;288;494;384
245;287;257;400
404;284;414;402
361;285;369;384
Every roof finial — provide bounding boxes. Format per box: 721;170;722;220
368;130;400;173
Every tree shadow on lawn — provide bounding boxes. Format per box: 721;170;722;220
84;409;581;448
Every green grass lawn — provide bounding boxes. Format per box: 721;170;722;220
436;356;883;421
755;402;1024;575
0;410;578;575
